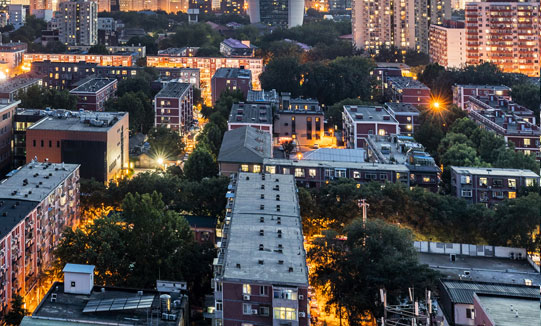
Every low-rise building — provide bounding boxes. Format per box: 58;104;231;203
385;77;431;107
219;38;254;57
184;215;217;243
211;68;252;105
273;94;323;147
69;78;118;111
473;293;539;326
212;172;309;326
0;42;27;72
452;84;511;109
218;126;272;176
429;20;466;68
66;44;147;59
342;105;400;149
0;77;41;102
154;82;193;134
23;53;133;72
383;102;419;136
25;110;129;182
0;100;19;173
228;102;273;134
0;162;80;315
450;166;539;205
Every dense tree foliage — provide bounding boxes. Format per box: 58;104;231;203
16;85;77;110
183;147;218;181
147;126;185;159
98;11;186;31
5;295;27;325
105;91;154;133
372;45;430;66
7;16;46;52
309;220;439;324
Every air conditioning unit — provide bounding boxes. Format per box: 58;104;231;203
168;314;177;321
243;294;250;301
299;312;306;318
298;294;304;300
251;309;258;315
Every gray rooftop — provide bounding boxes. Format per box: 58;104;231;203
221;173;308;285
63;263;95;274
212;67;251;79
263;158;410;173
246;89;279;103
70;78;116;94
302;148;366;163
0;78;41;94
439;279;539;304
0;162;79;203
454;84;511;91
343;105;399;123
450;166;540;178
228;103;272;125
384;102;420;114
218;126;271;164
475;294;539;326
0;199;39;240
387;76;430;90
155;82;191;98
28;110;127;133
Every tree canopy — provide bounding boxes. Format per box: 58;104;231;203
16;85;77;110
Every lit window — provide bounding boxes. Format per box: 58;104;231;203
266;166;276;174
309;169;316;177
273;307;297;320
479;177;487;186
378;129;386;136
508;192;516;199
241;164;249;172
508;179;516;188
242;284;251;295
295;168;305;177
422;177;431;183
526;178;536;187
253;165;261;173
524;139;531;146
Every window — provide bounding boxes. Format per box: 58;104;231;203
378;129;386;136
71;281;76;287
283;168;290;175
324;169;333;178
273;307;297;320
380;174;388;180
493;191;504;199
273;288;298;300
508;192;516;199
259;306;270;316
215;281;222;292
295;168;305;177
493;179;503;187
48;140;52;147
215;300;223;311
266;166;276;174
253;165;261;173
335;169;346;178
260;286;268;296
422;176;431;183
466;308;475;319
526;178;536;187
524;138;530;146
33;140;36;147
479;177;487;186
461;190;472;198
243;303;252;315
309;169;316;177
460;175;471;184
243;284;251;295
366;173;377;180
40;140;44;147
508;178;516;188
353;171;361;179
241;164;249;172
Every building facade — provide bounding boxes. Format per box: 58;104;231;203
465;0;540;77
273;95;324;147
0;162;80;315
219;39;254;58
383;102;419;136
342;105;400;149
429;20;466;68
0;42;27;72
451;166;539;205
211;68;252;105
385;77;431;107
69;78;118;111
23;53;133;71
213;172;309;326
452;84;511;109
25;111;129;182
0;78;41;102
154;82;193;134
0;100;19;173
246;0;304;28
53;0;98;46
7;4;26;29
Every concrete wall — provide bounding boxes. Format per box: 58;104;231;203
64;272;93;295
414;241;527;259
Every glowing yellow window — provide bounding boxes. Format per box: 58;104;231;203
508;192;516;199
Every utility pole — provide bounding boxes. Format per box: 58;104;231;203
358;199;369;245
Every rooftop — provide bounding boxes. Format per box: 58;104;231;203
0;77;41;94
228;102;272;125
343;105;399;123
246;89;279;103
302;148;366;163
221;173;308;285
26;282;187;326
212;67;251;79
0;199;40;240
218;126;271;164
155;82;191;98
384;102;420;114
366;134;437;169
375;62;411;69
63;263;95;274
282;98;321;113
475;294;539;326
421;253;541;286
439;279;539;304
0;42;27;51
455;84;511;91
450;166;540;178
263;158;410;173
221;38;250;49
69;78;117;94
0;161;79;204
387;76;430;90
184;215;216;229
27;110;128;132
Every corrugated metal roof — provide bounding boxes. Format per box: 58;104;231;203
441;280;539;304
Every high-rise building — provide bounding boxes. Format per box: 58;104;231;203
154;82;194;135
246;0;304;28
53;0;98;45
352;0;451;53
7;4;25;29
465;0;540;77
429;20;466;68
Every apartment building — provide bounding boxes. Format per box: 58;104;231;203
212;172;309;326
7;5;26;29
228;103;273;134
429;20;466;68
23;53;133;71
0;77;41;102
146;55;263;105
211;68;252;105
69;78;118;111
66;44;147;59
383;102;420;136
221;0;244;15
219;39;254;57
25;111;129;182
13;108;46;168
342;105;400;149
0;100;20;173
154;82;193;134
0;161;80;315
0;42;27;71
452;84;511;108
465;0;540;77
53;0;98;46
464;94;540;158
450;166;539;205
385;77;431;107
246;0;304;28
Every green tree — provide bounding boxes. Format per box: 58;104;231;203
106;92;153;133
260;56;302;96
4;295;27;326
309;220;439;324
44;41;67;53
183;147;218;181
88;44;110;54
493;149;539;172
196;122;224;156
16;85;77;110
147;126;185;159
511;83;540;117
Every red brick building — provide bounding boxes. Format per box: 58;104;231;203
211;68;251;105
0;100;20;173
22;53;133;71
69;78;118;112
227;103;273;135
452;84;511;109
385;77;431;107
383;102;419;136
154;82;193;134
342;105;400;148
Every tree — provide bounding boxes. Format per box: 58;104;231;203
88;44;110;54
196;122;224;156
15;85;77;110
494;149;539;172
5;295;27;325
44;41;67;53
147;126;185;159
106;92;153;133
183;147;218;181
511;83;540;117
309;220;439;324
327;98;376;131
260;56;302;96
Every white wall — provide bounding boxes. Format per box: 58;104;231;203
64;272;93;295
454;303;474;326
414;241;527;259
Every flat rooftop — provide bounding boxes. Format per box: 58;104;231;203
0;161;79;203
263;158;410;173
450;166;540;178
0;199;39;240
455;84;511;91
229;103;272;125
246;89;279;103
155;82;191;98
0;77;41;93
387;76;430;90
439;279;540;304
384;102;420;114
222;38;250;49
213;67;251;79
302;148;366;163
475;294;539;326
70;78;116;94
282;98;321;113
222;173;308;285
344;105;399;123
28;110;128;133
27;283;186;326
420;253;541;286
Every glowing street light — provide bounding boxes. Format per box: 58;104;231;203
156;157;164;165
